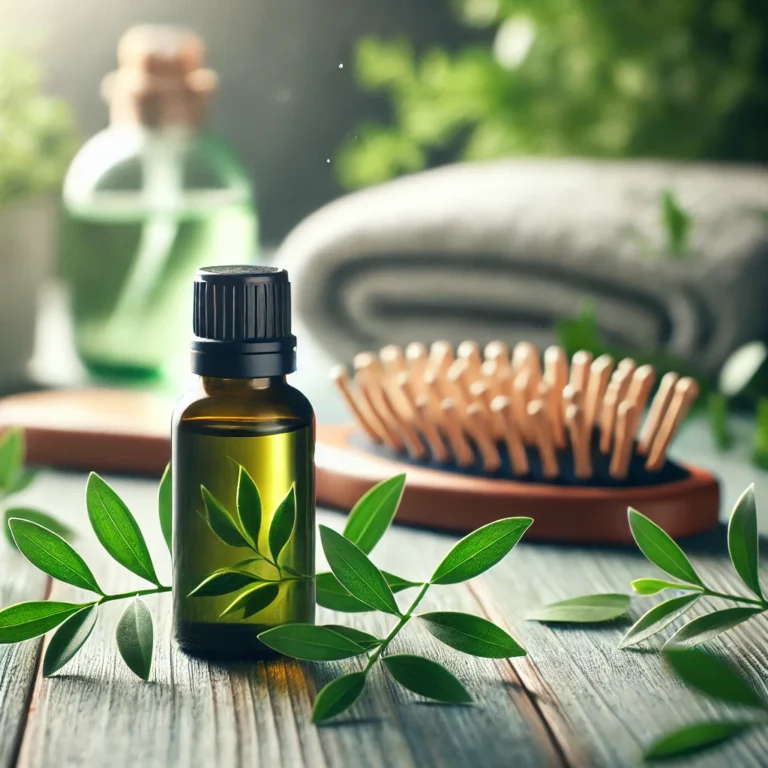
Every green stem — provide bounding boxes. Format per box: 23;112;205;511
701;588;766;608
98;585;172;605
364;582;430;672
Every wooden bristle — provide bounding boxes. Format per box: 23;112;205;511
339;341;698;478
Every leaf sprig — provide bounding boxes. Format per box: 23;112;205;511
259;486;532;723
529;482;768;759
0;468;173;680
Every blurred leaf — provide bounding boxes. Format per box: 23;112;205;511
87;473;159;585
0;428;23;493
660;188;693;256
115;597;153;680
727;484;763;599
430;517;532;585
43;604;98;676
528;594;630;624
342;474;405;554
752;398;768;470
645;721;754;761
6;470;37;497
707;393;735;452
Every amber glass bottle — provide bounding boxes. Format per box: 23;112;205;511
172;266;315;659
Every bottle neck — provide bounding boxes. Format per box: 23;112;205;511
201;376;287;396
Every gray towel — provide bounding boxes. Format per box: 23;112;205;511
277;159;768;375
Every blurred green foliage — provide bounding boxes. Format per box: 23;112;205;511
338;0;768;189
0;50;77;207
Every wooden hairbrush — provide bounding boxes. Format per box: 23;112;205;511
316;341;719;543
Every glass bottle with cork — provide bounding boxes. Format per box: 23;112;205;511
61;26;257;380
172;266;315;660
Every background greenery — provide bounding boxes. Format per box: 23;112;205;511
338;0;768;189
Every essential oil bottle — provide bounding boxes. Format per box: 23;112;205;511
172;266;315;659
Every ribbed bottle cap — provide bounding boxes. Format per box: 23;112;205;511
191;266;297;378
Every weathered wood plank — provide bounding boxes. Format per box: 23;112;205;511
0;488;50;768
14;473;561;768
477;530;768;768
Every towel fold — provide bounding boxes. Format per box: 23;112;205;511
277;159;768;375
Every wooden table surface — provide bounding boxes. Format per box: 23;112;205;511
1;464;767;768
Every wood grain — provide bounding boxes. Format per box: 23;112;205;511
0;499;50;768
13;473;561;768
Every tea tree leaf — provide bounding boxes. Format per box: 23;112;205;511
201;486;251;549
528;594;630;624
664;648;766;709
382;654;473;704
0;601;89;643
342;473;405;554
220;582;279;618
631;578;700;596
319;525;400;616
258;624;373;660
0;427;23;492
324;625;381;650
43;604;99;676
628;508;703;586
236;465;262;548
7;469;37;496
430;517;532;585
9;518;102;594
188;568;272;597
269;486;296;563
316;571;419;612
87;473;160;585
115;597;153;680
660;188;692;256
644;721;754;761
618;593;701;649
158;464;172;554
664;607;764;649
312;672;368;723
727;484;763;599
419;611;526;658
4;507;73;548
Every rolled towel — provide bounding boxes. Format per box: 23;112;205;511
277;159;768;375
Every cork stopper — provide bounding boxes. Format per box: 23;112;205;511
102;25;217;127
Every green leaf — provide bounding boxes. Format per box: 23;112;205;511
628;508;703;586
158;464;172;555
342;473;405;554
9;518;102;593
664;607;764;649
116;597;153;680
258;623;374;660
87;473;160;585
188;568;272;597
727;484;763;599
527;594;630;624
419;611;526;658
220;582;280;618
0;427;23;492
236;465;262;548
0;601;88;643
430;517;532;585
324;625;381;650
43;604;99;676
319;525;400;616
707;392;735;451
268;486;296;563
383;654;473;704
315;570;419;612
200;485;251;549
631;578;700;596
664;648;766;709
660;187;692;255
6;469;37;496
645;721;754;761
618;593;701;649
4;507;73;549
311;672;368;723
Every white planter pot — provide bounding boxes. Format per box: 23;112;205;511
0;197;56;388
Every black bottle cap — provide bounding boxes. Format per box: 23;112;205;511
191;266;297;378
